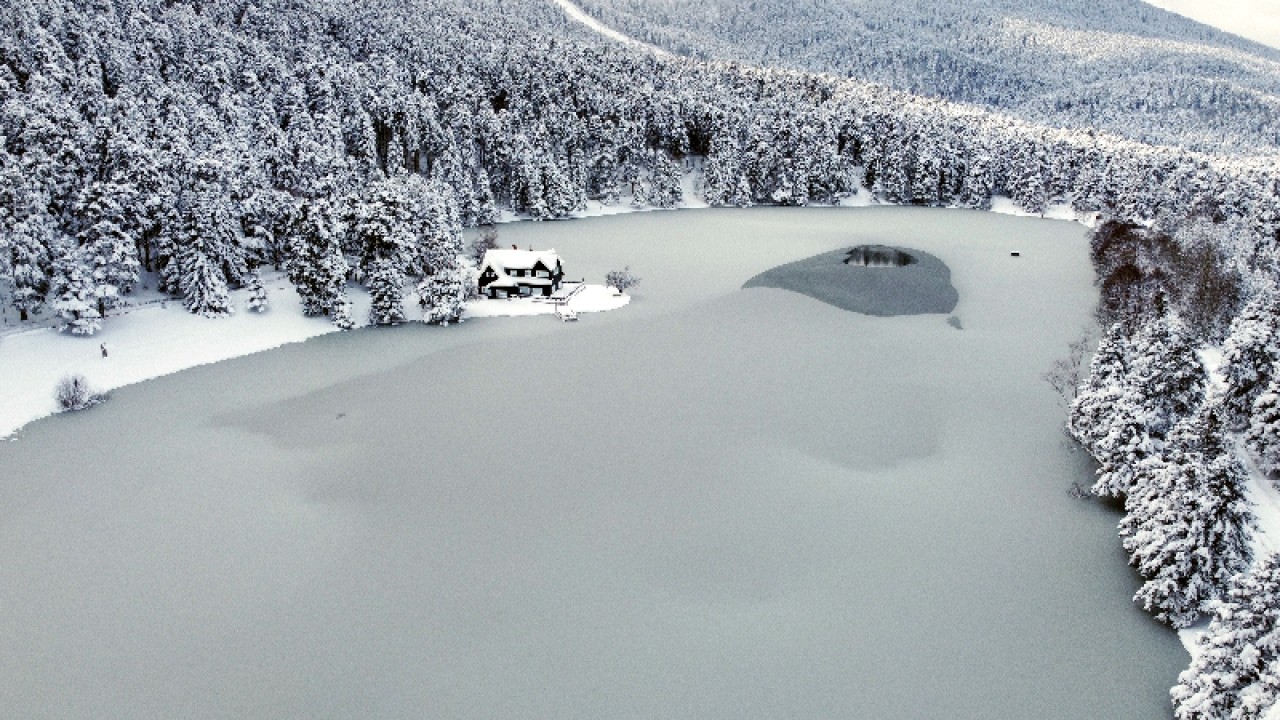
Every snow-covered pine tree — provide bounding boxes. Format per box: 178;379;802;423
1008;139;1049;214
366;258;405;326
1171;553;1280;720
49;245;102;335
246;267;268;312
1221;284;1280;430
541;159;582;218
1069;322;1162;497
333;296;355;330
1089;388;1158;498
348;180;416;278
704;133;753;208
1246;368;1280;478
1069;323;1130;454
419;181;464;278
648;150;684;208
1129;311;1207;438
288;200;349;317
418;267;467;325
75;181;141;316
7;212;54;322
1121;407;1254;628
178;240;233;318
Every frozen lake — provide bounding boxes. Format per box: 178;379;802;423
0;207;1186;719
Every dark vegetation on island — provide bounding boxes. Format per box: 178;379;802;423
743;245;956;317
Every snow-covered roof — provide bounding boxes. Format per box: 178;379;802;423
481;249;561;275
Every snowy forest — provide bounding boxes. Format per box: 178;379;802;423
3;0;1280;716
3;0;1279;333
571;0;1280;153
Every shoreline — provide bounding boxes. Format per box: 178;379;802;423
2;198;1088;441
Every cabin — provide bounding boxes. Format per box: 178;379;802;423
478;247;564;299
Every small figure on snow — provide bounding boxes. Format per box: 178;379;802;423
100;343;108;358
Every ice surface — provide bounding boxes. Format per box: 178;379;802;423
0;207;1187;719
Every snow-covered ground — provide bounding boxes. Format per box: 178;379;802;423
0;274;630;439
466;283;629;319
549;0;672;57
988;197;1097;225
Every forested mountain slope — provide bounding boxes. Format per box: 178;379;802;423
2;0;1277;331
5;0;1272;323
569;0;1280;153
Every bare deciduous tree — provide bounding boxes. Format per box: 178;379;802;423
606;266;640;294
1043;327;1096;409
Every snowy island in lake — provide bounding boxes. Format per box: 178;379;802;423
743;245;959;317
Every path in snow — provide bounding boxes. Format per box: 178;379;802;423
549;0;673;58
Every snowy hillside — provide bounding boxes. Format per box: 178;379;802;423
567;0;1280;153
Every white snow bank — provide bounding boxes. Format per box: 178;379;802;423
464;284;630;319
0;273;340;439
837;186;879;207
0;274;631;438
988;196;1096;225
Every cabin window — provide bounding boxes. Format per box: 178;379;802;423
519;286;531;296
535;271;548;278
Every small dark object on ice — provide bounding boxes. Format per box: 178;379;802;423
1010;251;1021;257
100;343;108;358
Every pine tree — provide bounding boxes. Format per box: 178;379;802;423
333;296;355;330
704;134;752;207
75;182;141;317
1171;554;1280;720
178;241;233;318
1069;322;1160;497
288;200;349;317
648;150;684;208
349;180;416;278
366;258;405;326
1221;285;1280;430
49;246;102;335
8;212;53;322
419;182;464;277
418;267;467;325
1121;408;1254;628
246;267;268;313
1008;140;1048;214
1129;312;1207;438
1246;369;1280;478
1089;387;1158;498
